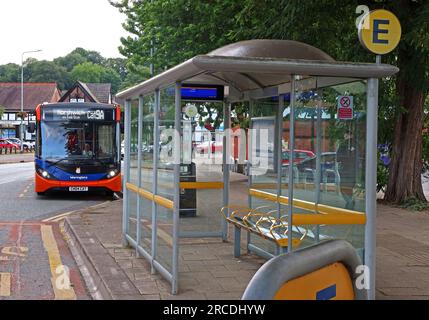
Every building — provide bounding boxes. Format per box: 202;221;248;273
0;82;61;140
59;81;112;104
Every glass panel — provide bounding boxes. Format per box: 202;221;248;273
290;77;321;249
139;93;156;255
129;100;139;185
290;76;366;254
180;100;224;235
249;98;280;256
128;190;138;240
155;206;174;273
141;95;155;190
155;86;175;273
318;79;366;253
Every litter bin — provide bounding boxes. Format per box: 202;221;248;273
180;162;197;217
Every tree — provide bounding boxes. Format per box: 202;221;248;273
112;0;429;204
105;57;128;81
0;63;20;82
119;63;150;91
110;0;242;73
54;52;87;72
25;60;72;90
70;48;106;65
71;62;122;93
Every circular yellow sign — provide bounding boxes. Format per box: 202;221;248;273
358;9;401;55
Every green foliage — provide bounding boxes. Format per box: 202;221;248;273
25;60;72;90
400;197;429;211
0;63;20;82
54;52;87;72
110;0;244;73
0;106;5;117
110;0;429;200
71;62;122;93
377;151;389;193
0;47;132;94
119;64;150;91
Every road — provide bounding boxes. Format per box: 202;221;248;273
0;162;108;221
0;162;112;300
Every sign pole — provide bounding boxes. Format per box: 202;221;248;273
358;8;401;300
376;55;381;64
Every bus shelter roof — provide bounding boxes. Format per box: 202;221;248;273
116;39;398;101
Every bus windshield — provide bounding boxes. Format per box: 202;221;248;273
41;121;116;161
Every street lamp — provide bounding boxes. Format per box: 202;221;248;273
21;49;42;152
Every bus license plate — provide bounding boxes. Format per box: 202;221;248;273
69;187;89;192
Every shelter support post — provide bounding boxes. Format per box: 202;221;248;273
365;77;378;300
222;100;231;242
287;76;296;251
122;99;132;246
315;98;322;242
275;95;284;255
247;100;254;252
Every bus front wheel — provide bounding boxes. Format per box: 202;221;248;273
105;190;115;199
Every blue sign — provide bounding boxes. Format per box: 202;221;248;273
316;284;337;300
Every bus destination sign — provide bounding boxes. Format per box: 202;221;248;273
43;108;114;121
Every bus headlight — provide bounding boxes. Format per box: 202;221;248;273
107;169;118;179
38;168;51;179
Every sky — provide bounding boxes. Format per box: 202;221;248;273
0;0;129;65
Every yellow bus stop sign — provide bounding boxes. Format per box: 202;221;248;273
358;9;401;55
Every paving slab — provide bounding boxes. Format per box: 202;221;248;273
64;196;429;300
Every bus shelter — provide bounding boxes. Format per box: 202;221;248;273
116;40;398;298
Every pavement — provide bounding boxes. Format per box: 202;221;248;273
0;152;34;165
64;191;429;300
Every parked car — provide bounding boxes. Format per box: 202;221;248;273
282;149;315;165
0;138;20;150
195;140;223;154
295;152;338;183
7;138;34;150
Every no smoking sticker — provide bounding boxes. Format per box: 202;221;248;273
337;96;354;120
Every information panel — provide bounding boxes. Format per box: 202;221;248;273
181;84;224;101
43;107;115;121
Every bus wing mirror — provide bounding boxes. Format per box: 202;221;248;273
27;122;36;133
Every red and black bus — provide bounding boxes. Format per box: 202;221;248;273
34;102;122;196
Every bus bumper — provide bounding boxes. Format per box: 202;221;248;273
35;173;122;193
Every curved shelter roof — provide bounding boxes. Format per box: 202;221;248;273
116;39;398;101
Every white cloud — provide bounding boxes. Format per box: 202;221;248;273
0;0;129;64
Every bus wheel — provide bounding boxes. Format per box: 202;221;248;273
105;190;115;199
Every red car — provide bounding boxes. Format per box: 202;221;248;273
282;149;315;165
0;138;20;150
195;140;223;154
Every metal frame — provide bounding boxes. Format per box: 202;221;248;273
222;100;231;241
365;77;379;300
287;76;296;251
122;99;132;246
117;42;396;298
